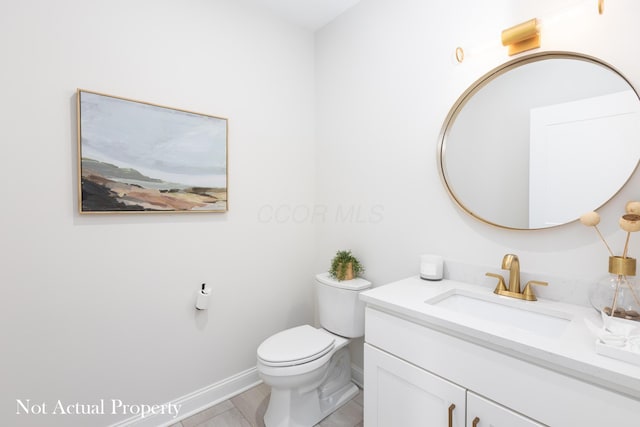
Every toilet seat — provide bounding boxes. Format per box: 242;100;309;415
257;325;335;367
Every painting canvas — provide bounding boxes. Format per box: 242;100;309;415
77;89;227;213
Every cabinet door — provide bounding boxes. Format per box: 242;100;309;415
364;344;466;427
467;392;544;427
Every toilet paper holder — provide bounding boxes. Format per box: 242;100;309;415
196;283;211;310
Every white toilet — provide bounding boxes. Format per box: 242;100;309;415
256;273;372;427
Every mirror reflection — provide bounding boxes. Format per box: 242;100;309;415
439;53;640;230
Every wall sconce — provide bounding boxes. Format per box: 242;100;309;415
501;18;540;56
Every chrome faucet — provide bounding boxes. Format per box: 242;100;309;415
486;254;548;301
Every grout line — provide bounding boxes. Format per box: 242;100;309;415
189;402;236;427
230;398;255;427
190;383;363;427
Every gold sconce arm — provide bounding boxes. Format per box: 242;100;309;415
501;18;540;56
456;4;604;64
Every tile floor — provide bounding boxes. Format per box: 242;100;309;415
170;382;363;427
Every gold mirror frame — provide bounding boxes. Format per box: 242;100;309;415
438;51;640;230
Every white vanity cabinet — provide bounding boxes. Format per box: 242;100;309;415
363;306;640;427
466;392;543;427
364;344;466;427
364;344;543;427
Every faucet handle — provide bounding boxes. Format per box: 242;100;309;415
486;272;507;293
522;280;548;301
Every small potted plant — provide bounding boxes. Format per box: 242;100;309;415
329;250;364;281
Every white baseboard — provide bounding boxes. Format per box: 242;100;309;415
108;367;260;427
109;363;363;427
351;363;364;389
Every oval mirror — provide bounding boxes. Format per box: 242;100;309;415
439;52;640;230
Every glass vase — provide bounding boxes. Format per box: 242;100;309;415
589;256;640;322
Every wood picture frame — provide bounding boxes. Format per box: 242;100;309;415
77;89;228;213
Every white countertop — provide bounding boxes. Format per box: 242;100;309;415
360;276;640;400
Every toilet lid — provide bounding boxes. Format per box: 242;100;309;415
257;325;335;367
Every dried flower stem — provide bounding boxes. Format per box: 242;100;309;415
623;232;631;259
610;276;622;314
610;276;640;316
594;225;614;256
626;278;640;307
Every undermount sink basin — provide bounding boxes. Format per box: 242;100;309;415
426;289;573;338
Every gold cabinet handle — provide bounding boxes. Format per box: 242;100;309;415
448;403;455;427
472;416;480;427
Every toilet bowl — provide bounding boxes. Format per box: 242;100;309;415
256;273;371;427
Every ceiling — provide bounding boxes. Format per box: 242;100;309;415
249;0;362;31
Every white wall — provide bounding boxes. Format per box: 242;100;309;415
0;1;316;426
3;0;640;425
315;0;640;368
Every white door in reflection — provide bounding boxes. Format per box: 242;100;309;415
529;90;640;228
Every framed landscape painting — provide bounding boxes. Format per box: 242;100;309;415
77;89;228;213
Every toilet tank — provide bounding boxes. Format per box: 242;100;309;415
315;273;372;338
